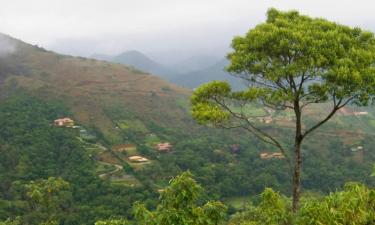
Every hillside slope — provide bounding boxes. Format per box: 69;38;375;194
0;34;192;143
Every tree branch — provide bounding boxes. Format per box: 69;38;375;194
212;96;293;173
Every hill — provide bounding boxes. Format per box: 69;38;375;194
111;50;178;80
0;34;192;143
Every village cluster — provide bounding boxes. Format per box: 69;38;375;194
52;117;299;163
53;108;369;172
54;117;174;164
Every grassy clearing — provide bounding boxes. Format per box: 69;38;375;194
97;151;122;164
128;160;152;171
95;162;116;175
111;174;142;187
112;144;139;156
123;147;138;156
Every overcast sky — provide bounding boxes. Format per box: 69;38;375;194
1;0;375;63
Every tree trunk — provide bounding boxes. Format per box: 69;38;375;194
292;99;303;212
292;138;302;212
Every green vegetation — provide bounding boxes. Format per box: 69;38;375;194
0;96;155;224
0;94;373;224
116;120;148;133
229;182;375;225
134;172;227;225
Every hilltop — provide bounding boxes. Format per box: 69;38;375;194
108;50;177;80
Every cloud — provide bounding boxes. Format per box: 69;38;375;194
0;0;374;60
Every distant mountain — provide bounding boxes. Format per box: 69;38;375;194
171;58;246;90
170;55;220;73
91;53;112;61
91;51;245;89
112;50;178;80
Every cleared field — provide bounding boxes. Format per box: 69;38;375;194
110;174;142;187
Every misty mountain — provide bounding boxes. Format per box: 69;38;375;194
170;55;220;73
112;50;178;80
91;50;245;89
91;53;112;61
171;58;246;90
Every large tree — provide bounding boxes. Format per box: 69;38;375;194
191;8;375;212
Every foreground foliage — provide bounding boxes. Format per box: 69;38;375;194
229;183;375;225
134;172;227;225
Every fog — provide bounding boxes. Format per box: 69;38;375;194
1;0;375;63
0;34;16;57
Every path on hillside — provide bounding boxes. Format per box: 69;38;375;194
98;161;123;179
89;143;124;179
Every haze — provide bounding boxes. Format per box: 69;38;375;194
1;0;375;64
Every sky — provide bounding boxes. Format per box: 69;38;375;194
1;0;375;64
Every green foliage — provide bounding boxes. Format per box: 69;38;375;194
95;219;130;225
191;81;231;125
229;183;375;225
133;171;227;225
192;8;375;126
0;95;155;224
297;183;375;225
24;177;70;206
229;189;291;225
10;177;72;225
0;218;21;225
227;8;375;106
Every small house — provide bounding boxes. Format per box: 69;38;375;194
262;116;273;124
54;118;74;127
156;142;173;152
260;152;285;160
128;156;148;163
350;145;364;152
353;111;368;116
